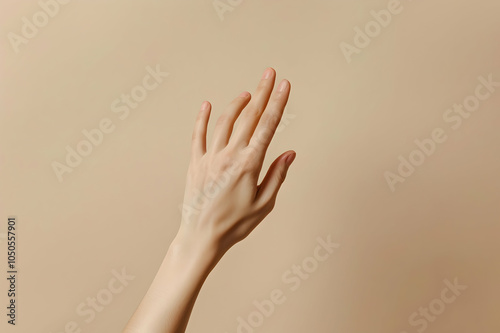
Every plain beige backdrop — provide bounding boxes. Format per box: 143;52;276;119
1;0;500;332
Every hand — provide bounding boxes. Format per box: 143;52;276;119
176;67;296;258
123;68;295;333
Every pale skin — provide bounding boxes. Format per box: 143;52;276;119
123;68;296;333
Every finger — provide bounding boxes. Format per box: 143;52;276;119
191;101;211;160
210;91;251;152
230;67;276;148
254;151;296;208
248;79;290;159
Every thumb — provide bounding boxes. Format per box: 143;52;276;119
255;150;296;207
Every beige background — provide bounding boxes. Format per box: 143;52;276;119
1;0;500;332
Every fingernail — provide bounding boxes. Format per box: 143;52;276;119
239;91;250;98
262;68;273;80
278;79;288;92
201;101;209;110
285;152;296;167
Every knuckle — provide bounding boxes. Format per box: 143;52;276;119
240;160;255;173
247;102;264;117
253;106;265;116
220;156;235;171
253;129;271;147
255;198;275;215
268;113;281;128
242;145;258;159
215;152;237;172
239;151;258;172
255;106;265;115
216;115;229;126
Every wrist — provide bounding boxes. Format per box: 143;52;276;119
168;227;222;273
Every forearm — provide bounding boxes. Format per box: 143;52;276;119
123;232;220;333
